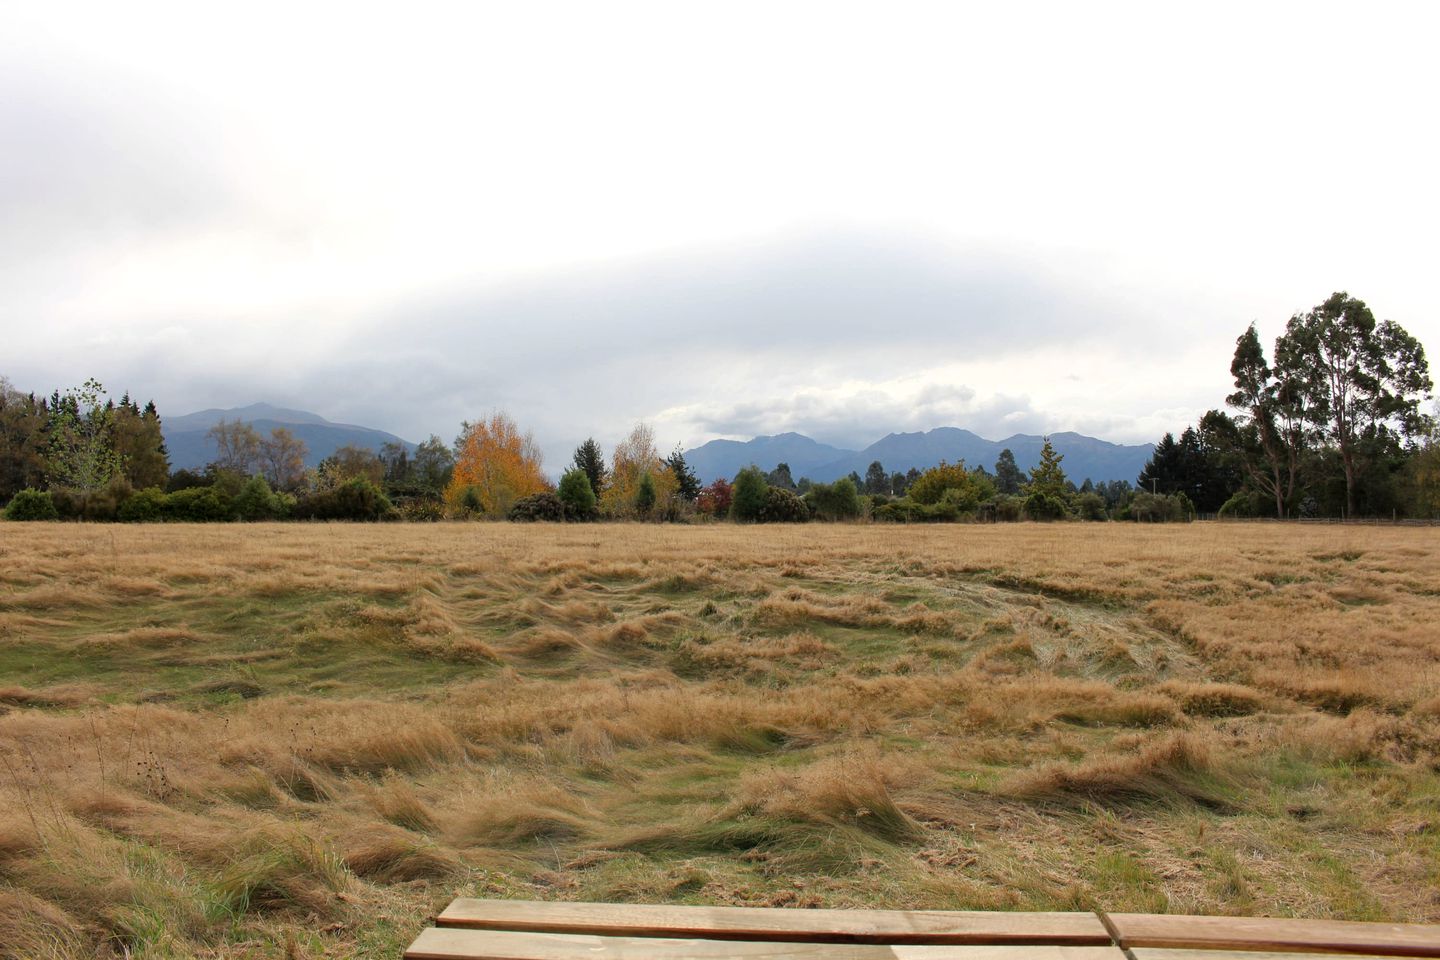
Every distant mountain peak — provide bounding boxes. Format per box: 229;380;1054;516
685;426;1153;485
162;402;414;471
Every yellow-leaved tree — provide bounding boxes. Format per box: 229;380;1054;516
445;411;548;516
600;422;677;517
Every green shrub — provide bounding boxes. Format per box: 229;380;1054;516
994;494;1024;522
3;488;59;521
909;461;994;508
118;487;167;522
164;486;235;522
938;485;985;515
457;485;484;517
234;476;292;521
730;466;768;522
166;468;208;492
757;486;809;523
806;477;861;520
294;479;396;522
1130;491;1195;523
1074;491;1108;521
635;473;657;516
1024;491;1069;521
398;496;445;522
1218;489;1266;518
50;478;133;521
508;492;566;522
874;498;960;523
557;468;597;520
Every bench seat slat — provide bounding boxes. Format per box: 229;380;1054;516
405;928;1127;960
1109;914;1440;958
1134;951;1403;960
435;899;1111;945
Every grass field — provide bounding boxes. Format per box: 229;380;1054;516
2;522;1439;958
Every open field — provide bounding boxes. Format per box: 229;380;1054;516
2;522;1439;959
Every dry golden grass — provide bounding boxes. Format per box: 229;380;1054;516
1;521;1439;958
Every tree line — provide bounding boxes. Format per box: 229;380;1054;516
1137;292;1437;519
3;291;1434;523
0;380;459;522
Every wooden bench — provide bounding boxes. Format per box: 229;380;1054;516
1109;914;1440;958
404;900;1440;960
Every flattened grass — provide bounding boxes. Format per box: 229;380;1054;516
1;521;1439;958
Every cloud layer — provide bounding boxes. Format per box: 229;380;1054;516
3;3;1437;473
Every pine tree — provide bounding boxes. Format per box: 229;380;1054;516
635;472;657;515
1027;437;1068;499
572;438;607;501
112;397;169;489
665;445;700;500
994;448;1023;495
1137;432;1183;494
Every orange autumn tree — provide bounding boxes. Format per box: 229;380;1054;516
445;411;549;516
600;422;678;517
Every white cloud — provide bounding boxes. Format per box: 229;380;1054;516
1;1;1437;465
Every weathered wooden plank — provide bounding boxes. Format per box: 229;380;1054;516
435;899;1111;945
1108;914;1440;957
1134;951;1399;960
405;928;1127;960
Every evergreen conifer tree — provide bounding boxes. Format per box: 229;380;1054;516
572;438;608;501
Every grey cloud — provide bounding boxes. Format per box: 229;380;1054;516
684;385;1043;450
0;57;241;271
46;231;1166;471
309;230;1183;462
378;230;1168;371
3;227;1197;474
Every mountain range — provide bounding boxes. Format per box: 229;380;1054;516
161;403;1154;487
683;428;1154;486
163;403;415;471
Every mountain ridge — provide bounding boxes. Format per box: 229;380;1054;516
685;428;1154;486
163;404;415;471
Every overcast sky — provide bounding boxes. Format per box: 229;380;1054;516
3;2;1437;468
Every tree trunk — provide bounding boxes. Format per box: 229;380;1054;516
1342;444;1357;518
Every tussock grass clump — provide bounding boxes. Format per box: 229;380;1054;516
963;678;1178;730
1006;732;1236;810
222;700;465;776
450;782;596;846
1258;671;1383;715
367;776;439;833
674;631;834;674
1160;681;1268;717
726;752;925;841
213;829;352;914
0;889;90;960
217;766;287;809
343;831;461;882
76;626;204;650
0;684;91;708
1286;710;1440;764
753;588;891;629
